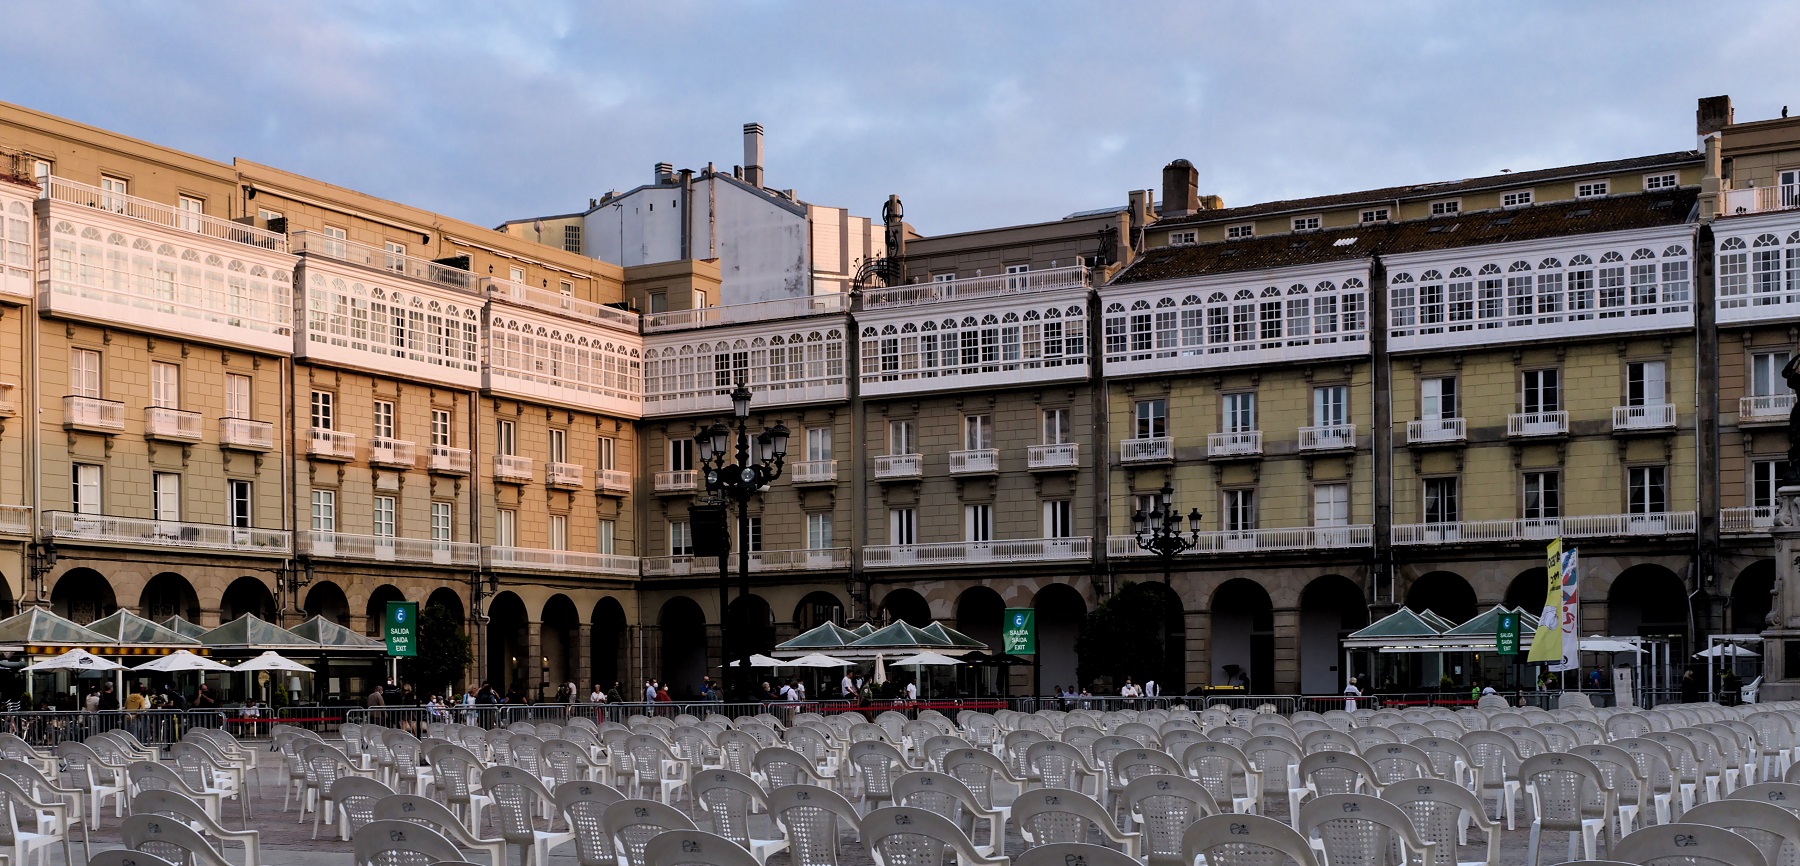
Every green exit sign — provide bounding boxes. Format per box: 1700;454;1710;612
385;601;419;658
1496;612;1520;656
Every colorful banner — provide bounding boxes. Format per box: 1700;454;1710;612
1527;539;1564;664
1552;549;1580;673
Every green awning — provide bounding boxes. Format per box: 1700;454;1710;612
0;608;115;646
159;616;210;640
1443;605;1537;637
1418;609;1460;631
920;622;986;649
289;616;384;648
848;623;877;637
774;622;863;651
199;614;315;649
1345;608;1442;641
851;621;951;649
86;610;202;647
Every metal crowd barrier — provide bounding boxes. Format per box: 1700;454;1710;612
2;709;227;748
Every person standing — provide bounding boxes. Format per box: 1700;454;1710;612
643;680;657;703
840;671;858;701
1342;677;1361;713
904;678;918;702
589;683;605;703
1680;669;1701;703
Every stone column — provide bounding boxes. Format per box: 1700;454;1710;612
1760;486;1800;700
526;623;544;702
1185;609;1208;692
576;624;593;692
1272;608;1301;695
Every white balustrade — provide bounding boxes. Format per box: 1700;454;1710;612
1119;437;1172;463
370;437;418;467
789;460;838;484
1207;431;1262;458
1612;404;1676;431
64;396;125;432
43;511;290;554
429;445;471;474
484;546;640;576
220;418;274;451
873;454;923;479
654;469;700;493
145;407;203;441
864;537;1090;568
948;449;1000;475
547;462;586;488
1028;443;1080;470
308;428;357;460
1407;418;1465;444
1298;424;1356;451
863;265;1088;308
301;530;478;566
1507;411;1568;437
493;454;535;483
1739;394;1794;423
1722;506;1775;534
1393;511;1695;545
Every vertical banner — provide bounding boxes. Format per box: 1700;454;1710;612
385;600;418;657
1527;538;1564;664
1552;549;1580;673
1002;609;1036;654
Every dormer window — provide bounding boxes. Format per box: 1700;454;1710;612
1359;208;1390;224
1577;180;1610;198
1431;199;1461;215
1292;215;1321;232
1644;173;1678;191
1169;230;1198;246
1226;224;1254;239
1502;191;1533;207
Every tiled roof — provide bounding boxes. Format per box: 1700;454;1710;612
1112;188;1699;286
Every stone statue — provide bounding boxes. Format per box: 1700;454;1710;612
1786;353;1800;485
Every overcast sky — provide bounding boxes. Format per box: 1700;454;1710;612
6;2;1798;236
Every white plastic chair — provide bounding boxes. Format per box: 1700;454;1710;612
372;792;508;866
1014;842;1142;866
1181;812;1322;866
603;798;699;866
1297;793;1436;866
1612;821;1770;866
119;813;232;866
1123;774;1220;866
1521;752;1614;866
1013;786;1142;857
554;779;627;866
1382;776;1502;866
1683;799;1800;866
643;828;762;866
128;788;261;866
693;768;788;863
482;764;577;866
860;806;1008;866
350;818;464;866
892;771;1006;858
767;784;863;866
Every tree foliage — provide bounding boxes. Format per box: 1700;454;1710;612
399;604;471;698
1075;581;1174;691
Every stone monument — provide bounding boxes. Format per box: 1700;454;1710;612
1758;355;1800;700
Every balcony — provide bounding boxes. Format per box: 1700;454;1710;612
1298;424;1356;452
484;546;640;577
493;455;534;484
1723;506;1775;534
641;293;850;332
863;265;1089;309
1612;404;1676;433
481;277;639;332
1119;437;1173;464
874;454;923;480
220;418;275;451
292;231;476;293
597;469;632;495
300;531;479;566
789;460;838;485
864;536;1091;569
1407;418;1466;446
308;428;357;461
43;511;290;555
0;505;30;536
1722;184;1800;217
1108;525;1373;557
428;445;471;475
643;548;852;576
1392;511;1695;545
370;437;418;468
144;407;203;443
949;448;1000;476
1739;394;1794;426
654;470;700;494
42;176;287;252
64;396;124;433
0;382;15;417
1208;431;1263;459
1507;411;1568;438
547;462;586;489
1028;443;1080;471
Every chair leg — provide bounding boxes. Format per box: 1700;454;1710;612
1525;823;1541;866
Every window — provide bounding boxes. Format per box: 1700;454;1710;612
431;410;451;447
152;473;180;523
668;437;694;471
548;428;568;463
384;241;406;273
73;464;102;515
257;208;284;226
1421;376;1458;420
177;196;204;232
647;292;668;314
373;496;396;538
1131;492;1161;524
1577;180;1610;199
563;225;583;254
228;480;251;528
1627;360;1668;406
1502;190;1534;207
510;266;526;284
695;289;708;308
597;519;616;554
226;374;251;419
373;401;395;440
745;515;763;552
321;225;348;258
1313;484;1349;527
431;502;453;542
963;414;992;450
667;519;693;556
310;391;334;430
496;420;517;456
558;280;574;299
1222;392;1256;433
1629;466;1668;514
965;504;994;542
1752;352;1793;397
1044;500;1073;538
99;175;128;211
1134;399;1167;438
1523;471;1560;520
1522;369;1560;414
151;362;180;409
1292;215;1321;232
807;513;834;549
889;508;917;545
549;514;567;551
1754;461;1790;509
1226;224;1254;239
70;348;101;399
1169;230;1198;245
597;436;616;471
1222;489;1255;532
806;427;832;461
1359;208;1390;224
310;490;336;532
1644;173;1679;191
1004;264;1030;290
1042;408;1070;444
888;420;914;455
496;509;516;548
1430;199;1460;215
1313;385;1348;427
1424;477;1459;523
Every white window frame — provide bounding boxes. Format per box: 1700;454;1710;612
1753;461;1790;509
384;241;407;273
963;414;992;450
889;508;916;545
152;472;180;523
1226;224;1254;239
1292;215;1322;232
1627;360;1668;407
1628;465;1669;514
1577;180;1610;199
1359;208;1390;224
668;519;693;555
597;518;616;554
225;374;252;420
431;409;451;447
496;419;517;456
496;508;516;548
1502;190;1534;207
177;195;204;232
151;362;180;410
1522;369;1561;414
73;464;102;515
597;436;616;471
1043;499;1073;539
1313;484;1349;528
373;496;396;538
1430;199;1461;216
549;514;568;551
1523;471;1561;520
228;480;252;528
310;390;335;431
1423;477;1459;523
1752;352;1793;397
431;501;453;542
70;348;102;399
807;513;834;550
667;437;694;471
1042;407;1071;444
1222;392;1257;433
548;428;568;464
1643;173;1679;191
1222;489;1255;532
745;515;763;552
965;504;994;543
805;427;832;461
1421;376;1458;420
372;400;395;440
1135;399;1167;438
1313;384;1349;427
888;420;914;455
1169;230;1198;246
310;490;336;532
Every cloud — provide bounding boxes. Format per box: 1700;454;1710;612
2;1;1793;235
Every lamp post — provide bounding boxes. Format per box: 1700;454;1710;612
1132;482;1201;691
696;382;789;701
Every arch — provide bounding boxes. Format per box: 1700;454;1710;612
364;585;405;638
1731;560;1776;635
879;588;931;627
659;597;708;700
51;569;117;625
485;592;530;698
1212;579;1273;694
1033;583;1087;696
1608;564;1690;655
728;594;776;660
425;587;464;624
140;572;200;623
0;572;13;620
1405;571;1477;625
1299;575;1367;693
218;576;275;622
590;597;628;691
302;581;351;627
956;586;1008;696
793;592;845;632
541;594;581;699
1505;568;1548;612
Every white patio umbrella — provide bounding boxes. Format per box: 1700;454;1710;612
785;653;854;668
232;651;315;672
132;650;235;672
890;651;963;667
729;654;784;667
1695;644;1760;659
23;648;123;672
873;653;887;685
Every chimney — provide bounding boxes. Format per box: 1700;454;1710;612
654;162;675;184
1162;159;1200;218
1697;95;1734;136
743;123;765;188
1128;188;1154;228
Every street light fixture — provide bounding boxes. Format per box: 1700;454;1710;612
1132;482;1201;693
696;382;789;700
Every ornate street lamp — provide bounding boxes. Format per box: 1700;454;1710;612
696;382;789;700
1132;482;1201;694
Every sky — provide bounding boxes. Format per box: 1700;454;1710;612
5;2;1799;236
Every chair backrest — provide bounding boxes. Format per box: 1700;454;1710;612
1111;746;1183;785
692;768;767;849
1297;793;1434;866
331;775;397;836
1182;812;1322;866
555;779;627;866
1613;821;1772;866
128;760;202;798
481;764;559;846
861;806;1003;866
120;812;234;866
371;793;480;849
1183;741;1255;807
1683;800;1800;866
351;819;464;866
1731;782;1800;817
848;740;908;798
642;828;762;866
1014;842;1141;866
768;784;861;866
942;748;1014;809
1361;742;1436;786
1298;750;1378;797
604;798;700;866
89;851;181;866
1520;752;1609;827
1012;786;1126;848
1124;774;1219;863
1381;777;1498;866
1025;740;1095;790
1301;729;1358;753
